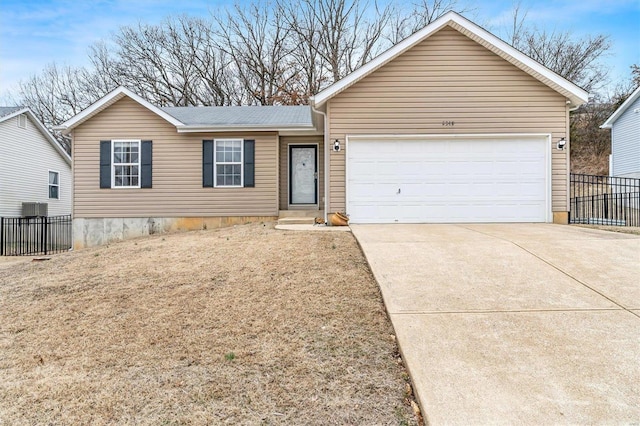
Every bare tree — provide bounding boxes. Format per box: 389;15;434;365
630;64;640;88
504;0;527;47
519;30;610;92
570;93;615;174
186;19;237;106
505;4;611;92
110;21;188;106
278;0;330;98
213;2;298;105
386;0;468;44
15;63;103;152
288;0;392;83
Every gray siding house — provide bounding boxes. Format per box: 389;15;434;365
602;86;640;178
0;107;72;217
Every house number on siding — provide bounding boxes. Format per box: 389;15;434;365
442;121;455;126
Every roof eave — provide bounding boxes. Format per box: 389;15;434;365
176;125;318;133
56;86;185;134
601;86;640;128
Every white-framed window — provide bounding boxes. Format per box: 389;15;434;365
112;140;140;188
18;114;27;129
48;170;59;199
214;139;243;187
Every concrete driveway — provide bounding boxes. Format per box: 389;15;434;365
350;224;640;425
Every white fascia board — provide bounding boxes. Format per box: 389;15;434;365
312;11;588;108
601;86;640;128
55;86;185;133
27;110;72;165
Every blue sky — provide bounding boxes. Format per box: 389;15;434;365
1;0;638;100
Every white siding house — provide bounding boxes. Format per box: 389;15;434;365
0;107;72;217
602;87;640;178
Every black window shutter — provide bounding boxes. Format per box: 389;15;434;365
99;140;111;188
141;140;152;188
203;140;214;187
244;139;255;188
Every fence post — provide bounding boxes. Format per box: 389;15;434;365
43;216;48;256
1;217;4;256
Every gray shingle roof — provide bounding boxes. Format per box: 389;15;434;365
160;105;313;128
0;106;25;118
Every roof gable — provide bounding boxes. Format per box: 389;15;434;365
56;86;185;134
311;11;588;109
601;86;640;129
0;107;71;165
57;87;320;134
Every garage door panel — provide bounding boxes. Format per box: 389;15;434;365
347;137;548;223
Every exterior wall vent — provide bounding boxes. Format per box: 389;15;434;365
22;202;48;217
18;114;27;128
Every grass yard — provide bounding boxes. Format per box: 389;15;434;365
0;223;419;425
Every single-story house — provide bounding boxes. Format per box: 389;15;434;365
601;86;640;178
0;106;72;217
57;11;588;248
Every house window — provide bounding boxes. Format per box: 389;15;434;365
18;114;27;129
214;139;243;187
112;140;140;188
49;171;59;199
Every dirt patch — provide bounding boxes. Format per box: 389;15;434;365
0;223;418;425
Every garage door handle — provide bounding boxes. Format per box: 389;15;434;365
397;188;401;194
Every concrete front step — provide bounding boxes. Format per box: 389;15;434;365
277;216;317;225
278;210;321;218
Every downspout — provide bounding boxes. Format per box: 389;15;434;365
311;101;329;223
566;99;583;224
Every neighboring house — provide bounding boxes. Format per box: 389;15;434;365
57;12;588;249
0;107;72;217
601;86;640;178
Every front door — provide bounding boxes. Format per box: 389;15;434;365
289;145;317;205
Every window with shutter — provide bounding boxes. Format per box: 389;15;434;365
100;140;152;188
203;139;255;188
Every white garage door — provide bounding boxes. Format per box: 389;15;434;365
346;137;549;223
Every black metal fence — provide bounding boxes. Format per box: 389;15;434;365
0;215;72;256
570;174;640;227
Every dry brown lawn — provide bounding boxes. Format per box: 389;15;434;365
0;223;419;425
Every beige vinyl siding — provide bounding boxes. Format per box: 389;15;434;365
327;26;569;213
73;97;278;218
279;135;324;210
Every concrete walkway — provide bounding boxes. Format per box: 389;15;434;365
350;224;640;425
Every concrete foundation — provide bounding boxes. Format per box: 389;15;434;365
73;216;277;249
553;211;569;224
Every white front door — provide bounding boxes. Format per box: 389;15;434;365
347;136;549;223
290;145;317;205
